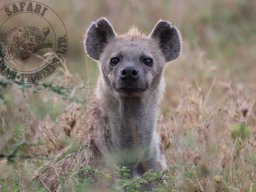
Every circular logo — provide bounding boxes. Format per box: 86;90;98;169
0;1;68;84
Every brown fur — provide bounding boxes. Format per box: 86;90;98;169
39;18;181;191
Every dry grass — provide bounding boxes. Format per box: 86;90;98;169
0;0;256;191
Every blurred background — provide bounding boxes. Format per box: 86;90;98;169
49;0;256;85
0;0;256;191
1;0;255;85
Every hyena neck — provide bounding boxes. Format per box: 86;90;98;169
96;79;163;151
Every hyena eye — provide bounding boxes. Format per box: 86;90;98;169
143;58;153;67
110;57;120;66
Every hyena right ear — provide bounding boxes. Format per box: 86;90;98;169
150;20;181;62
85;18;116;60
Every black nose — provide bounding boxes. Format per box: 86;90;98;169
120;66;139;81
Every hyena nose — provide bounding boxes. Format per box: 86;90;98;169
120;67;140;81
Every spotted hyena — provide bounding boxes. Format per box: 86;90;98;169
42;17;181;191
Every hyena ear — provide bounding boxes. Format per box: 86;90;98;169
150;20;181;62
85;18;116;60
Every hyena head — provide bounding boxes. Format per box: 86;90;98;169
85;18;181;98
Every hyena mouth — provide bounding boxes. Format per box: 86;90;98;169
118;87;146;93
115;84;149;94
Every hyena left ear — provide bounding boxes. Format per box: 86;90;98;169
150;20;181;62
85;18;116;60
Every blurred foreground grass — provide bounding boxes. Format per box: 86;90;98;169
0;0;256;191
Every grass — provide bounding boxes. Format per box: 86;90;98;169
0;0;256;191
